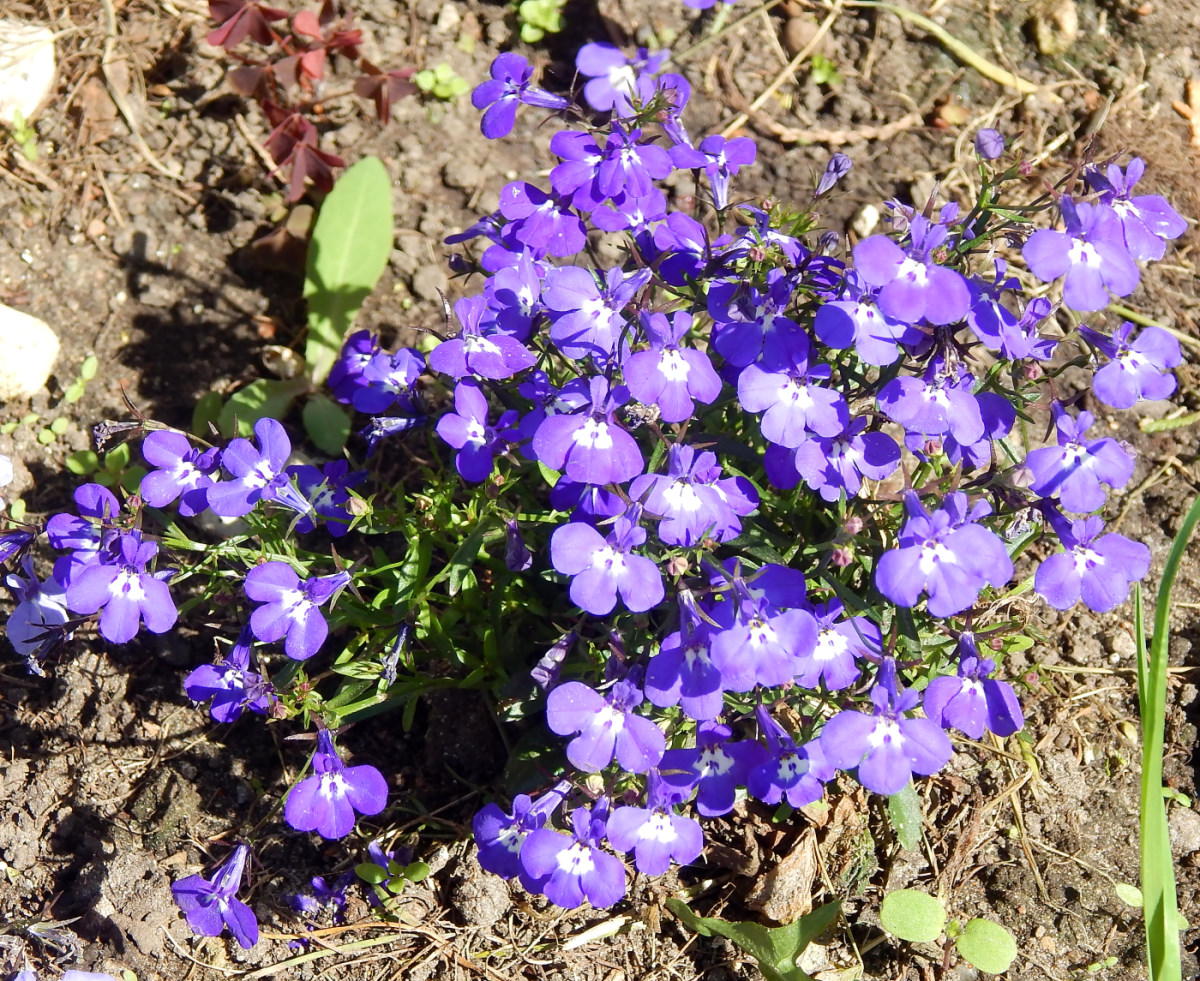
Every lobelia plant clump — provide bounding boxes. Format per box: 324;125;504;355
0;32;1188;958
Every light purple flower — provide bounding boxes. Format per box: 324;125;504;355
498;181;587;258
606;771;703;875
519;799;626;909
794;598;878;690
1034;510;1150;612
1085;157;1188;261
660;721;769;817
352;346;425;415
575;43;667;113
623;311;722;423
5;557;72;665
768;418;900;501
852;215;970;325
474;781;569;881
546;672;665;773
66;531;177;644
923;634;1024;739
644;590;726;721
289;459;366;537
708;269;803;367
1025;404;1135;513
878;353;985;447
244;561;350;660
1078;321;1181;409
184;625;272;723
670;134;756;210
550;506;663;616
747;705;835;808
532;377;644;485
542;265;651;363
285;730;388;839
974;128;1005;159
171;843;258;949
814;271;923;366
436;379;519;484
428;295;536;380
738;330;848;445
207;418;312;518
472;52;570;139
329;329;380;404
140;430;220;517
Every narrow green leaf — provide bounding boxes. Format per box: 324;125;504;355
302;393;351;454
447;519;492;598
880;889;946;943
218;378;308;437
1138;493;1200;981
666;899;840;981
887;782;923;851
304;156;394;385
954;918;1018;974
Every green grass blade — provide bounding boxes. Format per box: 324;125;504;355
1139;493;1200;981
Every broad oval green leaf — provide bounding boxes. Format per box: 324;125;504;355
955;918;1018;975
304;156;394;385
879;889;946;944
302;393;351;454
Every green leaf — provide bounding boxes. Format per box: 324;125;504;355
879;889;946;943
36;428;55;445
954;918;1018;974
303;394;351;454
404;861;430;882
49;416;69;435
218;378;308;437
887;782;923;851
80;355;99;381
447;519;492;598
666;899;840;981
65;450;100;475
304;156;393;385
193;390;223;437
355;862;386;885
1116;883;1144;908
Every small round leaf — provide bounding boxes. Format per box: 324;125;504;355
955;918;1018;974
1115;883;1143;908
880;889;946;943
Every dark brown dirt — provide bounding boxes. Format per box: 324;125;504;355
2;0;1199;979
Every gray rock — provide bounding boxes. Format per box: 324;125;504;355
0;303;59;401
1169;806;1200;857
412;263;449;302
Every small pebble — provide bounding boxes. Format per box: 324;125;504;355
0;303;59;401
412;264;448;302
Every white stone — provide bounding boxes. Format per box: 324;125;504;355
849;203;880;239
0;20;56;127
0;303;59;401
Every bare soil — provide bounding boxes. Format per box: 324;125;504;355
2;1;1199;979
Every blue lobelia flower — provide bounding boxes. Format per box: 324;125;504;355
1022;196;1139;312
532;377;644;485
923;633;1024;739
644;589;726;721
498;181;587;259
794;598;880;691
875;491;1013;618
184;625;273;723
207;418;313;518
519;798;627;909
473;780;569;882
4;556;72;672
738;330;849;446
1077;321;1181;410
328;329;381;404
707;268;803;368
660;720;769;817
352;346;425;415
427;295;536;381
14;969;120;980
66;531;177;644
813;270;923;366
288;459;366;537
549;506;664;616
623;311;722;424
46;482;121;587
1033;508;1150;613
471;53;569;140
140;430;221;517
171;842;259;949
284;730;388;839
974;128;1005;159
747;705;835;809
669;133;756;210
435;378;519;484
820;660;953;797
244;561;350;660
546;669;665;774
1084;157;1188;262
575;42;667;113
852;214;970;325
542;265;651;364
766;417;900;501
1024;403;1135;513
877;353;986;449
606;769;703;876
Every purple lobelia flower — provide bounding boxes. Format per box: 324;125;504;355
590;187;668;234
550;479;626;524
546;669;666;773
171;842;258;949
923;633;1024;739
484;249;545;341
767;417;900;501
66;531;177;644
670;134;757;210
361;413;425;456
498;181;587;258
877;353;985;448
1022;197;1140;312
140;430;221;517
623;311;722;423
813;271;923;366
576;43;667;112
747;705;835;809
965;259;1058;361
875;491;1013;618
660;721;769;817
821;660;953;796
519;798;626;909
941;391;1016;471
285;730;388;839
542;265;651;363
532;377;644;484
738;330;849;446
605;770;703;875
652;211;731;287
289;459;366;537
1024;404;1135;513
436;379;519;483
794;598;879;691
974;128;1005;159
428;295;536;380
0;527;34;565
629;444;758;547
329;329;380;404
206;418;312;518
474;781;569;881
244;561;350;660
289;871;354;921
644;589;726;721
1078;321;1181;409
472;52;570;139
352;347;425;415
46;482;121;586
852;215;970;325
550;506;664;615
589;124;674;205
1085;157;1188;261
1034;508;1150;612
4;557;72;673
707;269;803;368
815;152;853;196
184;625;273;723
505;518;534;572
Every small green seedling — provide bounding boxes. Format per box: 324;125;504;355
415;63;470;101
809;54;843;87
8;109;38;162
65;442;147;493
1;412;39;436
62;355;99;405
355;855;430;910
517;0;567;42
881;889;1017;975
